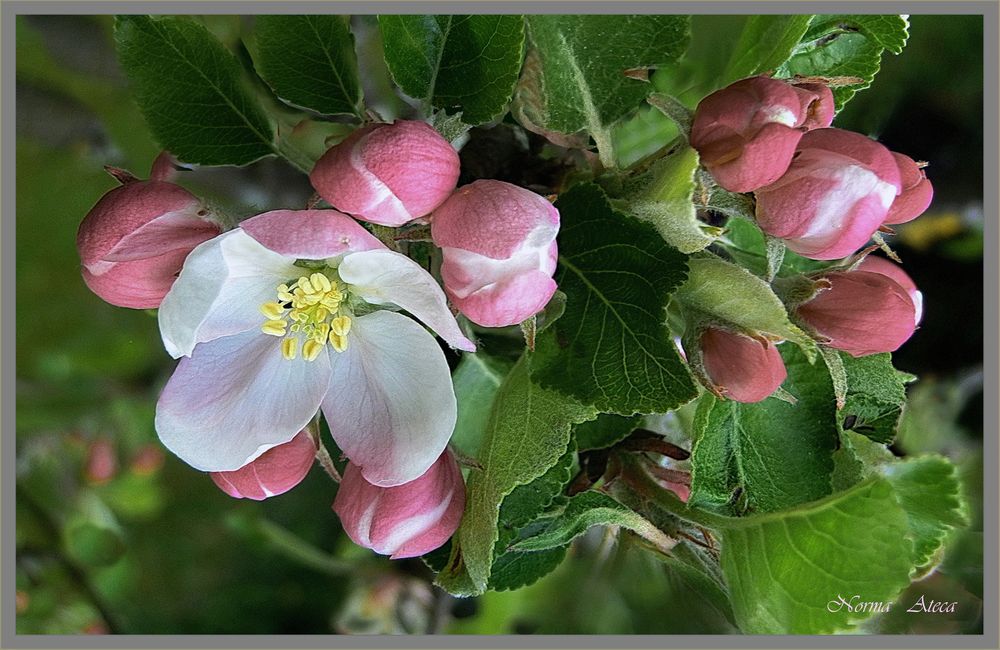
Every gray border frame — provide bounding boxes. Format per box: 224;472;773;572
3;2;997;649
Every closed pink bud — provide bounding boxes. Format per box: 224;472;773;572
700;328;787;403
883;152;934;225
856;255;923;325
84;438;118;485
796;270;917;357
77;180;220;309
690;76;834;193
210;430;316;500
309;120;460;226
333;451;465;559
431;180;559;327
755;128;903;260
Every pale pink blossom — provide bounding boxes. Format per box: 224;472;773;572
77;180;220;308
333;451;465;559
796;269;917;357
431;180;559;327
700;328;787;403
210;430;317;500
755;128;903;260
691;76;834;193
310;120;460;227
856;255;924;325
155;210;475;487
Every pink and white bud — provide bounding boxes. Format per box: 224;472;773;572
430;180;559;327
309;120;461;227
700;328;788;403
690;76;835;193
796;270;918;357
77;180;220;309
84;438;118;485
857;255;923;325
210;430;316;500
333;451;465;559
755;128;903;260
883;152;934;225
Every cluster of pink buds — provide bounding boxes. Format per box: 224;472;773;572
310;120;560;328
687;76;931;401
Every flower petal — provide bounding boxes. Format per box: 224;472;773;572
321;310;457;487
338;249;476;352
155;329;331;471
239;209;385;260
158;229;299;358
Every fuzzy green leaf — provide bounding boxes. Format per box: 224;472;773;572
451;354;512;458
574;414;641;451
777;14;909;110
114;15;275;166
719;478;913;633
533;182;697;415
515;15;690;164
839;352;911;444
251;16;363;117
690;346;837;514
434;354;596;596
722;15;814;82
378;15;525;124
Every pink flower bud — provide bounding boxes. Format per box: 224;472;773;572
84;438;118;485
700;328;788;403
883;152;934;225
430;180;559;327
210;430;316;500
309;120;461;227
856;255;923;325
333;451;465;559
690;76;834;193
755;128;903;260
77;180;220;309
796;270;917;357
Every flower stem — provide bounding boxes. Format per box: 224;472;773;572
315;440;342;483
255;517;354;577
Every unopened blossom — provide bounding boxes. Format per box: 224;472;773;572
700;327;787;403
857;255;924;325
755;128;903;260
155;210;475;487
430;180;559;327
333;451;465;559
884;152;934;225
796;269;917;357
211;430;317;500
77;179;220;308
310;120;460;227
690;76;835;193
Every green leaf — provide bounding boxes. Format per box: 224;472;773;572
690;346;837;514
777;15;909;110
251;16;363;117
720;478;914;633
882;456;968;572
378;15;526;125
499;440;576;530
511;491;673;552
488;544;568;592
533;183;697;415
114;15;275;166
840;352;910;444
722;15;813;82
435;354;596;596
675;255;816;354
515;16;690;165
451;354;512;458
574;413;640;451
626;145;721;253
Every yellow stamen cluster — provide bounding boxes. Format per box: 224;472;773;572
260;272;353;361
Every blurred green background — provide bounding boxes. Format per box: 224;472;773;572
15;15;984;634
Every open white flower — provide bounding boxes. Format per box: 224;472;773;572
154;210;476;487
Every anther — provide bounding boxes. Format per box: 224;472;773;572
281;338;298;360
303;339;323;362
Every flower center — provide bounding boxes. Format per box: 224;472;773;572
259;271;353;362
